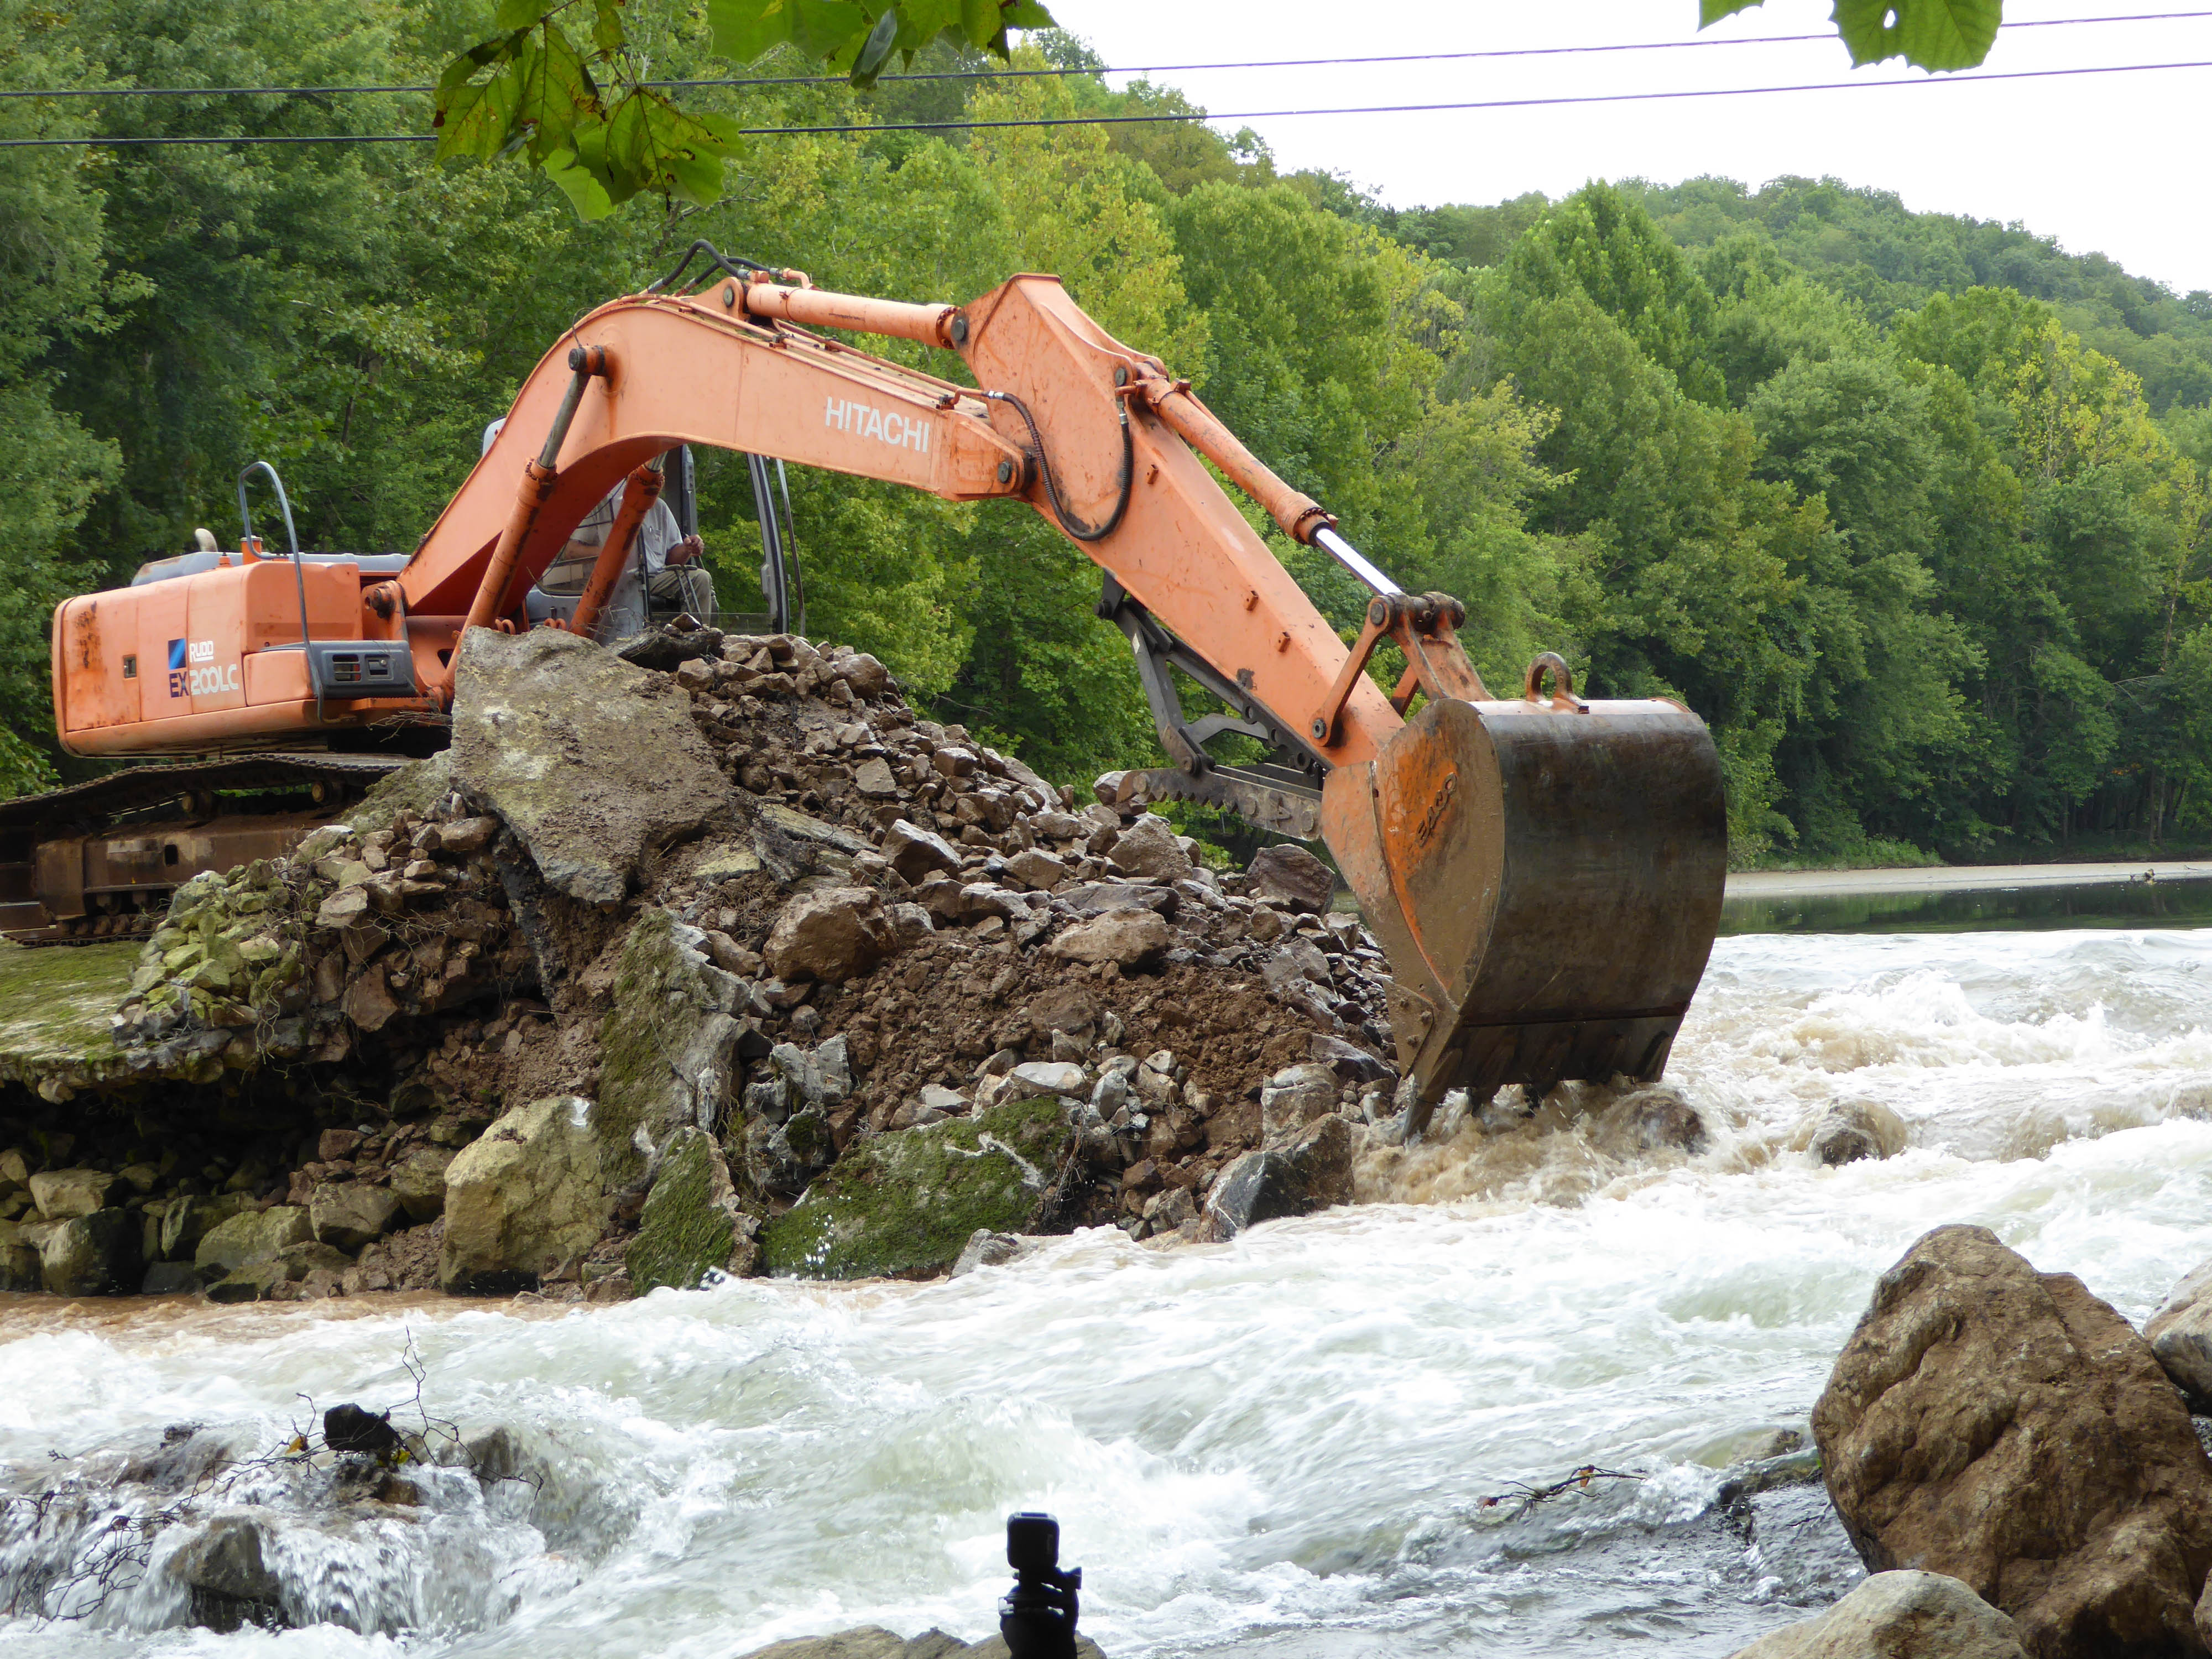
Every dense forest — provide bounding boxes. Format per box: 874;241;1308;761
3;1;2208;865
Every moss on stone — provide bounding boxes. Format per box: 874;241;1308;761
596;907;739;1187
759;1097;1072;1281
0;940;134;1086
627;1127;741;1292
343;752;453;836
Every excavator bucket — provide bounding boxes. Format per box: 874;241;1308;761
1320;691;1728;1125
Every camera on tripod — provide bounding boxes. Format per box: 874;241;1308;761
999;1511;1082;1659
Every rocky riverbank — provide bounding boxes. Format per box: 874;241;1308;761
1730;1223;2212;1658
0;622;1412;1303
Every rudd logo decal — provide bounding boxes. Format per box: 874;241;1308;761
166;638;238;698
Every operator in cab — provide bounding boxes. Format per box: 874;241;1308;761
479;419;714;639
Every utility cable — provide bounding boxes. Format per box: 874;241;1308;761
5;55;2212;145
3;8;2210;99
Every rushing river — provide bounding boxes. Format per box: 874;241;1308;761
6;906;2212;1657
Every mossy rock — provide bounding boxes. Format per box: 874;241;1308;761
343;751;453;836
759;1098;1072;1281
0;940;135;1088
597;907;740;1187
628;1127;752;1292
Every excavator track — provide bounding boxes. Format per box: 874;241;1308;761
0;754;402;946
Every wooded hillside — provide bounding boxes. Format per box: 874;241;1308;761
4;2;2206;864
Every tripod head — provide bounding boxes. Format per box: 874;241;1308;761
999;1512;1081;1659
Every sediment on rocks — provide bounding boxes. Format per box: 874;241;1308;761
1;621;1405;1301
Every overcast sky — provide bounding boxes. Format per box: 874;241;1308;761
1044;0;2212;295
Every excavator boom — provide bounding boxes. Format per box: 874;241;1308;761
35;249;1727;1113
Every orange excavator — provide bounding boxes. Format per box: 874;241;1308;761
6;244;1726;1114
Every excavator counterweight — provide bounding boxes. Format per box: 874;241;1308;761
20;244;1728;1113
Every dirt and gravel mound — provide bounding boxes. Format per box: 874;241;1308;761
1;623;1407;1300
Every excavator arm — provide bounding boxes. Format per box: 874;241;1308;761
45;251;1728;1117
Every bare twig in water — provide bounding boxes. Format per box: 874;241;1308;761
1478;1464;1643;1520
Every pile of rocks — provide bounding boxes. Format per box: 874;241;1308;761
1;621;1406;1300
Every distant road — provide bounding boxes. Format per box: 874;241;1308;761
1726;861;2212;901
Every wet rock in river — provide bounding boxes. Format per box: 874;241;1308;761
1811;1100;1907;1166
628;1126;758;1292
760;1097;1073;1280
1259;1062;1339;1146
172;1515;288;1632
451;625;726;904
1814;1225;2212;1658
25;1207;139;1295
740;1630;1106;1659
439;1095;609;1293
195;1205;314;1278
1726;1571;2027;1658
1206;1114;1355;1239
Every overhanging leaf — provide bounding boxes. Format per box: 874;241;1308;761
591;0;627;55
434;71;520;161
493;0;551;29
708;0;797;59
851;7;901;84
514;20;601;161
1835;0;2001;70
542;142;616;220
1699;0;1763;23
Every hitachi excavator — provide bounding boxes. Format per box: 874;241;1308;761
4;243;1726;1114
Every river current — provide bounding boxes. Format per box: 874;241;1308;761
6;917;2212;1657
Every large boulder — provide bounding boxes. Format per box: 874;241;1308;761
28;1168;114;1219
2146;1259;2212;1410
1206;1114;1355;1239
30;1209;140;1296
388;1146;456;1223
450;627;727;904
159;1193;249;1261
195;1206;314;1278
1244;842;1334;914
309;1183;403;1251
760;1098;1073;1280
1727;1571;2027;1659
628;1127;757;1292
764;888;897;984
439;1095;611;1293
1813;1225;2212;1658
1259;1062;1339;1145
596;908;745;1186
0;1219;39;1290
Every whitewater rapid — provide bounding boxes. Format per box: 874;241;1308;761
6;922;2212;1657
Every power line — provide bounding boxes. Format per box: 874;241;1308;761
3;9;2211;100
3;54;2210;147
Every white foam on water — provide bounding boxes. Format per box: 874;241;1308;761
4;925;2212;1657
